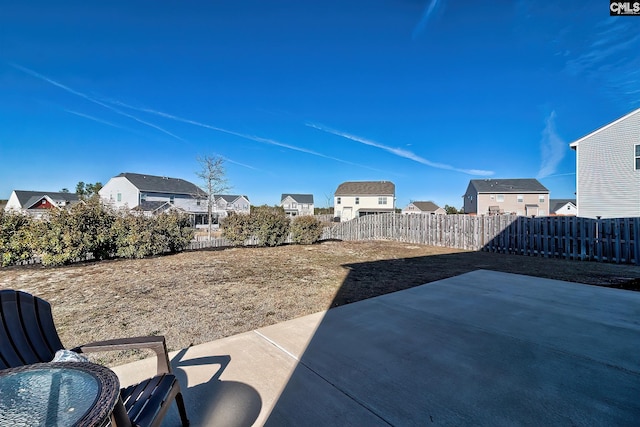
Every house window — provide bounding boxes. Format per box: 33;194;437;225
197;199;201;206
635;144;640;170
496;194;504;202
355;197;360;205
517;195;523;203
378;197;387;205
292;203;297;208
117;193;122;202
337;197;341;205
140;193;146;203
169;195;175;204
539;195;545;203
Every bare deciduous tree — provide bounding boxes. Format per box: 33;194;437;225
196;155;231;239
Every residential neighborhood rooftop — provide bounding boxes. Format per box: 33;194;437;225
335;181;395;196
550;199;577;212
410;201;441;211
117;173;207;197
11;190;80;207
281;193;314;204
469;179;548;194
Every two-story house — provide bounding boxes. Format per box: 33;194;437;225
281;194;314;217
214;195;251;222
334;181;395;221
402;201;446;215
99;172;208;224
463;179;550;216
570;108;640;218
4;190;82;218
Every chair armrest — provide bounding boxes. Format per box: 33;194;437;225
71;335;172;375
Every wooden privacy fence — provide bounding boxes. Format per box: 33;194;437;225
322;214;640;265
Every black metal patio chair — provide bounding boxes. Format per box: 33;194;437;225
0;289;189;427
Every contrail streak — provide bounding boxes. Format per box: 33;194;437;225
307;123;494;176
110;101;387;172
11;63;186;141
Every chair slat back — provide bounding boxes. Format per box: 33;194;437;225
0;290;64;369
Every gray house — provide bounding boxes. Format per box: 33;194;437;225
463;179;550;216
99;172;208;223
281;194;314;217
570;108;640;218
334;181;395;221
402;201;446;215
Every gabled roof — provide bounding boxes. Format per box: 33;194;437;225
410;201;441;212
550;199;576;212
281;193;314;204
117;173;207;197
468;179;548;194
12;190;80;208
215;194;249;203
569;108;640;148
335;181;395;196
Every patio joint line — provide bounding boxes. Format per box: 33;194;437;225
253;330;394;426
253;330;299;361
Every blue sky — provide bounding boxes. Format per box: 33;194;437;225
1;1;639;209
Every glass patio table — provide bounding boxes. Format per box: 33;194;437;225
0;362;130;427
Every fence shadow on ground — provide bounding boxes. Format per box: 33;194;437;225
264;249;640;425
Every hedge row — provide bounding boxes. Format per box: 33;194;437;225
0;198;194;267
221;205;323;247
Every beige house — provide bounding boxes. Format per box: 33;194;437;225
280;194;314;217
463;179;550;216
334;181;395;221
402;201;446;215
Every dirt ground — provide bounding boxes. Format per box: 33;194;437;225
2;240;639;366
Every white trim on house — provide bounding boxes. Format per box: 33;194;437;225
570;108;640;218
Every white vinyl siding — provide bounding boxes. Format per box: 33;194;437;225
572;109;640;218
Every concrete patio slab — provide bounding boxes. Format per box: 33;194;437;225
111;270;640;426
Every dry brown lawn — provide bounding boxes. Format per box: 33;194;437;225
2;240;639;366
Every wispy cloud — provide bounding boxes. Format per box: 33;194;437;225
412;0;445;39
64;109;136;133
562;20;640;108
111;101;386;172
307;123;494;176
536;111;566;179
10;63;186;141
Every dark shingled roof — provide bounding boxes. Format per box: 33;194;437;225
410;201;441;212
13;190;80;207
469;179;548;193
215;195;249;203
335;181;395;196
281;194;314;204
550;199;576;212
119;173;207;197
